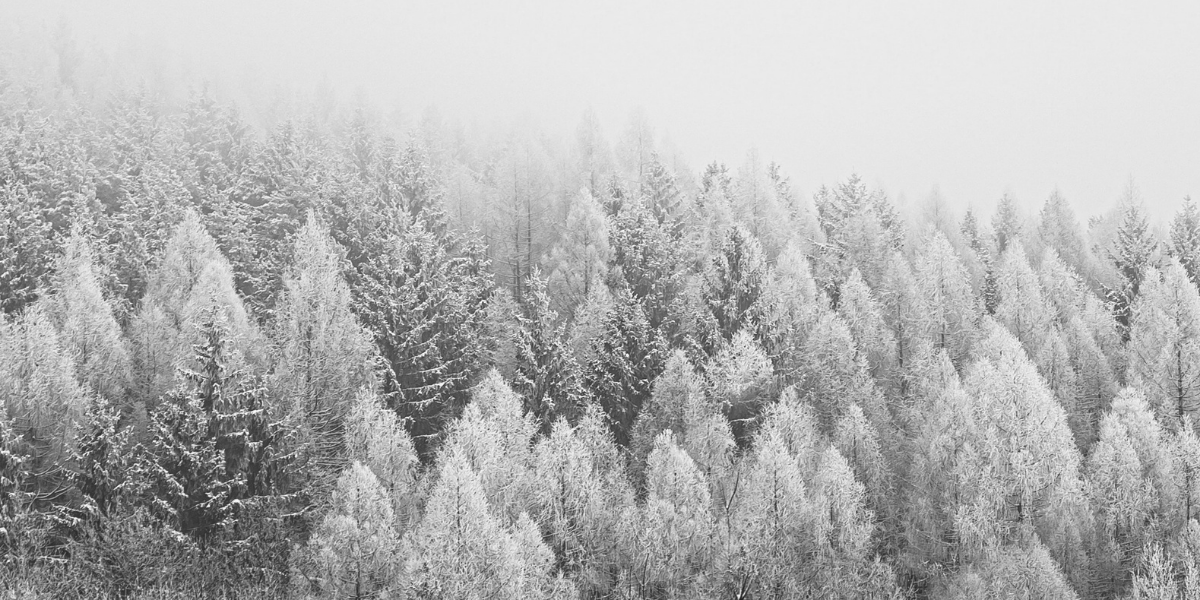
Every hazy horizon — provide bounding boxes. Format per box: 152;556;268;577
4;0;1198;220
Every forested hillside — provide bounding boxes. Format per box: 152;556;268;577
5;27;1200;600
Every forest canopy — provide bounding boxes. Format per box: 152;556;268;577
3;19;1200;600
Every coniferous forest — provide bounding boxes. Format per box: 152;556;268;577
4;18;1200;600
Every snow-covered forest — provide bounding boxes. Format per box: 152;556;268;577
4;14;1200;600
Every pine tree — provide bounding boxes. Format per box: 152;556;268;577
352;218;492;458
639;153;683;228
702;224;769;351
514;272;586;431
1109;202;1158;338
584;292;668;447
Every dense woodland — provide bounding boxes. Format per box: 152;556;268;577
6;25;1200;600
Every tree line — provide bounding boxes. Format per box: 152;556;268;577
5;50;1200;600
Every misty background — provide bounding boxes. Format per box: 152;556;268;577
2;0;1198;219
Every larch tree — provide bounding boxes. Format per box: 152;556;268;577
294;462;402;599
993;241;1055;359
129;211;264;406
1128;260;1200;430
272;212;376;480
0;303;90;504
528;408;634;597
961;320;1091;589
1169;196;1200;285
441;371;538;523
629;350;707;488
344;389;420;532
812;174;903;301
704;330;773;447
877;251;932;402
1109;202;1158;339
545;188;611;316
619;431;716;599
46;225;132;403
726;433;816;599
409;450;556;600
914;232;979;369
833;403;890;524
757;242;822;379
1087;389;1169;597
1037;190;1087;277
836;268;897;379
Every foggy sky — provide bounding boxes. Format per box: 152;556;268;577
5;0;1199;219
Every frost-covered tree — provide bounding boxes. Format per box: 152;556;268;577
914;232;979;368
1128;260;1200;429
46;226;132;403
294;462;401;599
409;451;556;600
528;408;633;596
629;351;706;486
351;217;492;457
514;272;586;431
1088;389;1169;597
584;292;667;447
1038;190;1087;276
272;212;375;477
812;174;903;301
994;242;1054;358
702;224;769;351
130;211;264;405
618;431;715;598
1169;196;1200;285
0;304;89;502
546;189;611;315
836;268;896;378
705;330;773;446
344;389;420;530
757;242;822;377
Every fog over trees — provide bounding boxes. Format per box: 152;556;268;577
4;11;1200;600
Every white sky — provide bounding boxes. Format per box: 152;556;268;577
4;0;1200;220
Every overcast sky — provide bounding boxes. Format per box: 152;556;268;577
5;0;1199;219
